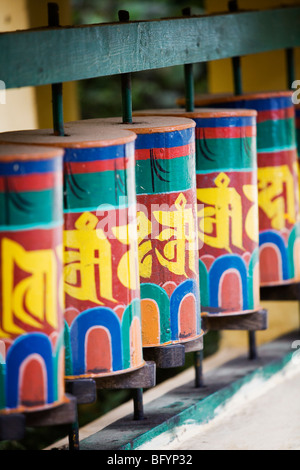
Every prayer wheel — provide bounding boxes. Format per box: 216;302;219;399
191;92;300;287
134;109;260;316
67;116;202;347
0;144;65;413
0;125;144;379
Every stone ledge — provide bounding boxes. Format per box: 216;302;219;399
49;330;299;450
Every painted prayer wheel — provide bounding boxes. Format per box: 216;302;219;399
192;92;300;287
0;125;144;379
0;144;65;413
67;116;202;347
133;109;260;316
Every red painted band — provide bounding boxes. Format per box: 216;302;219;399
196;126;256;140
135;143;195;161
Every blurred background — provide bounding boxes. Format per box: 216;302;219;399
0;0;300;450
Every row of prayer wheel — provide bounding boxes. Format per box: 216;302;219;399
0;90;299;414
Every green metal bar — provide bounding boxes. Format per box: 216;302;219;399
232;56;243;95
248;330;258;360
229;0;243;95
48;2;64;136
68;416;80;451
182;8;195;113
51;82;64;136
286;47;296;88
120;71;132;124
194;350;204;388
132;388;145;421
1;6;300;89
184;64;195;112
119;10;133;124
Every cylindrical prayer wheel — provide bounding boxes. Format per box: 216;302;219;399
0;144;65;413
191;92;300;287
0;125;144;379
67;116;202;347
133;109;260;316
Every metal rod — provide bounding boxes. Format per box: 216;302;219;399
118;10;133;123
286;47;295;88
133;388;144;420
118;11;142;417
229;0;243;96
194;350;204;388
248;331;258;360
68;418;80;451
228;1;258;361
182;7;203;387
48;2;65;136
67;401;80;451
184;63;195;113
121;71;133;124
232;56;243;95
182;8;195;112
51;83;64;136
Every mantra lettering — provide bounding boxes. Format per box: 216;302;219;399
64;212;138;305
0;238;61;337
137;193;198;279
257;164;298;231
197;172;258;253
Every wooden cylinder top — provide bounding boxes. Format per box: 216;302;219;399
67;115;196;134
0;143;64;161
133;107;257;119
0;123;137;149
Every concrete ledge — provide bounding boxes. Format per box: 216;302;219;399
48;331;300;450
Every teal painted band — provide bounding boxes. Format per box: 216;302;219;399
257;118;296;150
0;189;62;228
196;168;255;175
196;137;256;172
258;145;297;153
64;203;132;214
135;154;196;195
64;166;135;211
0;220;63;232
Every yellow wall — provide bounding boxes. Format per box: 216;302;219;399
26;0;80;129
0;0;37;131
0;0;79;132
205;0;300;94
205;0;300;347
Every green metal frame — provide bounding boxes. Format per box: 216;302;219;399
0;5;299;90
0;3;299;446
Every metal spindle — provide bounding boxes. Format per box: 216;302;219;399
228;0;258;361
182;8;195;113
48;2;65;136
118;9;144;420
118;10;133;124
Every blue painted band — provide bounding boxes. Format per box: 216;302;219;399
193;116;256;128
134;127;195;150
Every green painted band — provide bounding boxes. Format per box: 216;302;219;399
0;189;62;228
196;137;256;172
257;118;296;151
135;154;196;195
64;167;134;211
